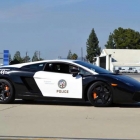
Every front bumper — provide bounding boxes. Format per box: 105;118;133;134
133;91;140;101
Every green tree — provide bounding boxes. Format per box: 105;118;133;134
71;53;78;60
111;27;140;49
67;50;72;59
86;28;101;63
22;52;30;63
32;51;39;62
38;58;44;61
105;33;115;49
22;56;30;63
9;53;12;63
13;51;22;63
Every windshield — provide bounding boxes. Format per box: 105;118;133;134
74;61;112;74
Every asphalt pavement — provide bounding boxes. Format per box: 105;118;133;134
122;73;140;81
0;74;140;140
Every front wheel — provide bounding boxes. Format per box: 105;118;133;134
87;81;113;107
0;79;15;104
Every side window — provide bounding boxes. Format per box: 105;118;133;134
79;68;92;76
21;63;45;71
69;65;92;76
69;65;79;70
44;63;70;74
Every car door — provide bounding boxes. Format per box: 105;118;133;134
33;62;83;99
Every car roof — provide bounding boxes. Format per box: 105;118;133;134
1;59;80;68
0;59;99;75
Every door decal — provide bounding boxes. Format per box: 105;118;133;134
58;79;67;89
34;71;82;99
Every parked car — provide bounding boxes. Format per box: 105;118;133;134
119;68;128;73
1;60;140;107
128;67;137;73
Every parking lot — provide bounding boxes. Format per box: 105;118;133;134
0;74;140;140
123;73;140;81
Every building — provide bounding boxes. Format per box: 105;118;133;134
95;49;140;72
0;50;9;66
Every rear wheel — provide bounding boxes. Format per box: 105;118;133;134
0;79;15;104
87;81;113;107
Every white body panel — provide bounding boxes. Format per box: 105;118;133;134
1;59;98;74
34;71;82;99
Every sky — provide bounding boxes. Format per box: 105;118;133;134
0;0;140;60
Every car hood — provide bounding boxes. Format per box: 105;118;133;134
108;74;140;88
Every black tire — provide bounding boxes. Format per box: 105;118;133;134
87;81;113;107
0;79;15;104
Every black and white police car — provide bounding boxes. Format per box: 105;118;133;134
1;59;140;107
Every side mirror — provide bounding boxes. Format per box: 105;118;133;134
70;69;80;77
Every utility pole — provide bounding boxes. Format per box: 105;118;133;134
35;51;39;60
81;47;83;61
38;51;40;60
25;51;28;62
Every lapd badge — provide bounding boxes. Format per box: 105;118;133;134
58;79;67;89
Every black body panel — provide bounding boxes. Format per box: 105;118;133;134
0;68;42;98
82;74;140;103
1;62;140;104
